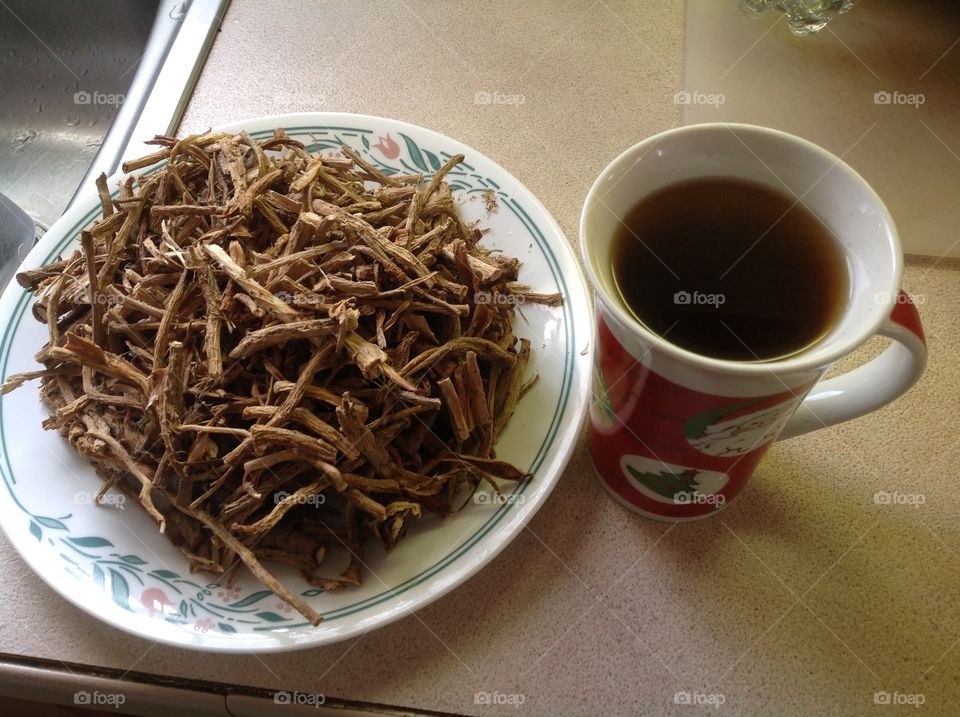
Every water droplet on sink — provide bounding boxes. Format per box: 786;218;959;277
14;130;37;148
169;2;187;20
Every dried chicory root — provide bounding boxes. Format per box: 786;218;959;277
3;129;560;625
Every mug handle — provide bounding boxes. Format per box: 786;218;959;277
779;290;927;439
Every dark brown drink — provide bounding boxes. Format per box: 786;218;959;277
611;177;849;361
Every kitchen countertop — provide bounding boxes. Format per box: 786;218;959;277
2;2;959;715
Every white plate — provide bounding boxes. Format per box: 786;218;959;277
0;113;592;652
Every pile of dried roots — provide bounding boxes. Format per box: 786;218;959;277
2;129;559;623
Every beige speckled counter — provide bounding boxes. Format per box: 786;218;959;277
2;2;959;715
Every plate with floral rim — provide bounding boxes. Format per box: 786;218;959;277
0;112;593;652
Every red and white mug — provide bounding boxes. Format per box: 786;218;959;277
579;123;927;521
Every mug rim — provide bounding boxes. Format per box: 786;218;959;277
579;122;903;376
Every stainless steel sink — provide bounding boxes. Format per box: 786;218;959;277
0;0;228;234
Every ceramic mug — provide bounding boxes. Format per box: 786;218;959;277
579;123;927;521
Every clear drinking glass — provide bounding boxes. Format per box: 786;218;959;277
740;0;856;35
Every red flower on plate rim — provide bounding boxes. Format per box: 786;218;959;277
372;133;400;160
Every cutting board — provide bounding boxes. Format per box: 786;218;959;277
684;0;960;257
